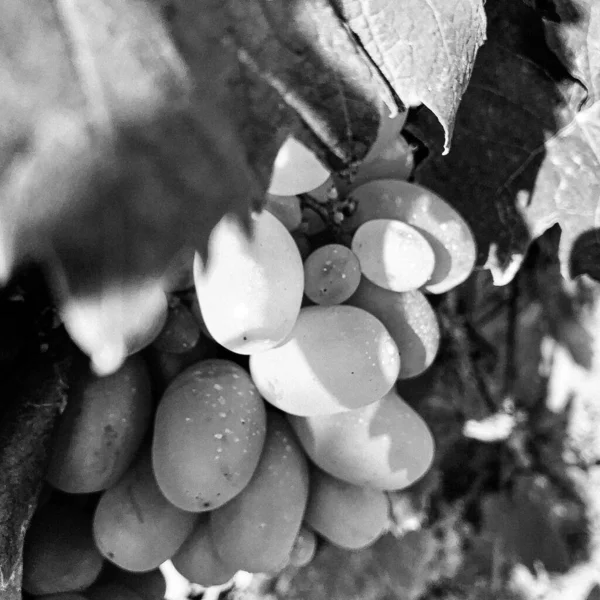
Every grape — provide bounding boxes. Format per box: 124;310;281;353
346;278;440;379
93;451;197;572
268;136;330;196
86;583;144;600
61;279;168;376
288;527;317;568
95;564;167;600
264;193;302;231
194;210;304;354
288;388;435;490
304;176;337;204
249;305;400;416
343;180;477;294
23;498;103;596
304;468;389;549
351;135;413;189
153;359;267;512
161;247;195;293
291;231;312;261
210;412;309;573
151;298;200;354
303;244;361;306
171;516;236;586
351;219;435;292
300;207;327;235
46;355;152;494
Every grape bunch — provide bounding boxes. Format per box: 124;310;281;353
22;106;476;599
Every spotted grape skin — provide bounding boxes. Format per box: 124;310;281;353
194;210;304;354
152;359;267;512
288;389;435;490
250;305;400;416
343;180;477;294
346;277;440;379
210;412;309;574
303;244;361;306
305;468;390;550
93;451;197;572
351;219;435;292
46;355;152;494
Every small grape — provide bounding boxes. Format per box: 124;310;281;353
249;305;400;416
288;388;435;490
151;298;200;354
194;210;304;354
268;136;330;196
351;219;435;292
305;176;337;204
264;193;302;231
303;244;361;306
288;527;317;568
364;107;408;163
304;468;389;549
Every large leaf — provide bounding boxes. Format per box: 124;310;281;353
412;0;600;283
332;0;487;152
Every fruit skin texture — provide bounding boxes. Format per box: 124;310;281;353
172;516;236;586
194;210;304;354
351;219;435;292
46;355;153;494
152;359;267;512
288;389;435;490
344;179;477;294
93;451;197;572
250;305;400;416
210;412;310;574
305;468;390;549
346;278;440;379
22;499;104;596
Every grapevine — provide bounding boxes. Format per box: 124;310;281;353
2;1;600;600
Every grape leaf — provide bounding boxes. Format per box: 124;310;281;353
543;0;600;103
331;0;487;153
412;0;600;283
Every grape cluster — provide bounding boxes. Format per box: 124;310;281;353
23;107;477;599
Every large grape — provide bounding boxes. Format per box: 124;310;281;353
351;135;413;188
194;210;304;354
46;355;152;494
351;219;435;292
249;305;400;416
346;278;440;379
288;389;434;490
172;516;236;586
303;244;361;306
305;468;389;549
23;498;103;596
343;180;477;294
153;359;267;512
210;412;309;573
268;136;330;196
61;279;168;376
93;451;197;572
